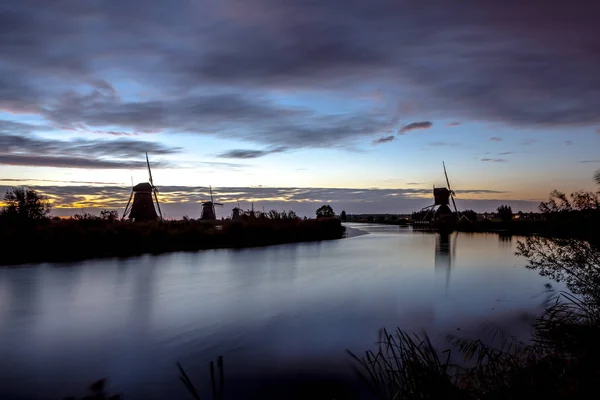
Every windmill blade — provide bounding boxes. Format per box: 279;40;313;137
153;188;163;220
450;194;459;215
122;190;134;221
146;152;154;186
443;161;460;214
209;185;214;203
214;203;224;206
443;161;452;191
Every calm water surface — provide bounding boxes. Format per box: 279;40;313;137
0;225;558;399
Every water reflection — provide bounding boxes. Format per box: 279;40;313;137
434;233;454;292
498;233;513;247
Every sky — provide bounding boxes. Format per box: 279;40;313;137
1;0;600;217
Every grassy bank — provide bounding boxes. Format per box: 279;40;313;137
0;218;345;266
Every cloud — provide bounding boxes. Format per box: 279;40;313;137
0;120;181;169
498;151;514;155
0;127;181;168
0;0;599;158
406;182;421;185
399;121;433;134
0;155;169;169
564;140;573;146
217;146;288;159
481;158;507;162
446;122;461;127
372;136;395;145
490;137;503;142
580;160;600;164
0;178;122;185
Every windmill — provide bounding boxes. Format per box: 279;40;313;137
122;153;163;221
231;200;243;220
419;161;466;222
200;186;223;220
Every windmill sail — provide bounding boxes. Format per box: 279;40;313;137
443;161;459;215
146;152;154;186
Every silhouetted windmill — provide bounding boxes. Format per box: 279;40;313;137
420;161;466;222
201;186;223;220
122;153;163;221
231;200;242;220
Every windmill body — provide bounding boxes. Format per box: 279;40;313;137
200;202;217;220
200;186;223;220
129;183;159;221
122;153;163;221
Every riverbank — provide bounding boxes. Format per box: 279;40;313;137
0;218;345;266
454;217;599;243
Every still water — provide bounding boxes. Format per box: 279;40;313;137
0;225;558;399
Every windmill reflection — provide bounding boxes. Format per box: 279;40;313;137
435;232;456;292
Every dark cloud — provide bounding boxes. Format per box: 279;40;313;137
490;137;503;142
564;140;573;146
481;158;507;162
580;160;600;164
0;121;180;169
372;136;395;145
0;155;167;169
0;120;49;135
0;178;122;185
498;151;514;155
0;130;179;161
217;146;288;159
399;121;433;134
1;0;599;154
447;122;461;127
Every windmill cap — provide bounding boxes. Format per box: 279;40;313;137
133;182;154;192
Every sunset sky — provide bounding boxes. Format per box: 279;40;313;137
1;0;599;217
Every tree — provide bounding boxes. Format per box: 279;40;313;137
496;205;513;221
316;204;335;218
340;210;347;221
595;169;600;185
1;187;50;221
538;190;600;215
100;210;119;221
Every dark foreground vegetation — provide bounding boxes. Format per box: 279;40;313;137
0;217;344;266
0;188;344;266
